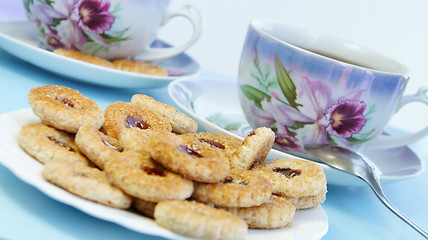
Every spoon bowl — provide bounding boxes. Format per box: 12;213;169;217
305;144;428;239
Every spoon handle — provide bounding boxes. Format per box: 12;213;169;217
368;180;428;239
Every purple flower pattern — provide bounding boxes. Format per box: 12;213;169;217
76;0;114;34
324;100;367;138
241;55;370;152
24;0;127;51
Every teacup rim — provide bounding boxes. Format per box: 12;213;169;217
249;18;410;77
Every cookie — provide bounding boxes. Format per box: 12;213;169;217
42;160;132;209
229;127;275;169
75;125;122;169
112;58;167;76
149;131;230;183
285;190;327;209
54;49;115;68
28;85;104;133
118;128;162;157
252;158;327;199
102;101;172;139
18;123;89;165
180;132;242;161
131;94;197;134
154;200;248;240
222;195;296;229
192;168;272;207
133;198;157;218
104;151;194;202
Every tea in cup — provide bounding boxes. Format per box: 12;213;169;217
23;0;203;60
238;19;428;159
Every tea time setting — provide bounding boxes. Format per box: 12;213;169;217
0;0;427;240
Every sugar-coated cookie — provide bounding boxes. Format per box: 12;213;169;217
222;195;296;229
102;101;171;139
18;123;89;165
43;160;132;209
192;168;272;207
149;132;230;183
131;94;197;134
154;200;248;240
28;85;104;133
229;127;275;169
104;151;194;202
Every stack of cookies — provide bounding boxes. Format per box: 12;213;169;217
18;84;327;240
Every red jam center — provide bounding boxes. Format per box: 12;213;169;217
47;136;74;152
177;144;203;158
142;167;166;176
199;138;225;149
125;116;149;129
273;167;301;178
55;96;75;108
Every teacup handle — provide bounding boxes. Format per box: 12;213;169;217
134;4;203;61
367;87;428;149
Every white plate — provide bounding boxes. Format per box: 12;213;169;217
168;77;425;186
0;108;328;240
0;21;200;89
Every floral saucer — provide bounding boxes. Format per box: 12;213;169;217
168;77;425;186
0;21;200;89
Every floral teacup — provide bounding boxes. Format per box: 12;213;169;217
238;19;428;158
23;0;203;60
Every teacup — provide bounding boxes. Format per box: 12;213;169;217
23;0;203;60
238;19;428;159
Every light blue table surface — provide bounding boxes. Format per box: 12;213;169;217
0;44;427;240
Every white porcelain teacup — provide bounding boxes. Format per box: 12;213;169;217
23;0;203;60
238;19;428;159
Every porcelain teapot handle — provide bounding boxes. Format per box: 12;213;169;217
134;4;203;61
367;87;428;149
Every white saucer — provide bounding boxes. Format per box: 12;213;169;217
168;77;425;186
0;21;200;89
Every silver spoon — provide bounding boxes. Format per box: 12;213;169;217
305;144;428;239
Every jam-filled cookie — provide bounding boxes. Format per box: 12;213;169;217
149;132;230;183
42;160;132;209
28;85;104;133
102;101;172;139
154;200;248;240
180;132;242;161
104;151;194;202
192;168;272;207
252;158;327;208
18;123;89;165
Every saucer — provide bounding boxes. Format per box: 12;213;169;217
0;21;200;89
168;77;425;186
